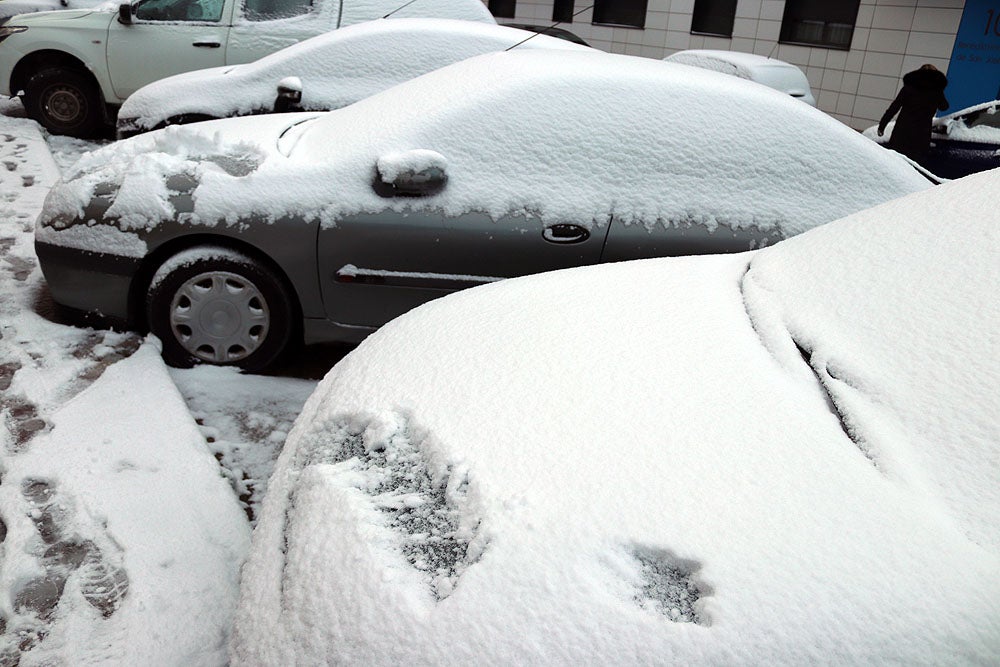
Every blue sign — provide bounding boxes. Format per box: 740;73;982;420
946;0;1000;112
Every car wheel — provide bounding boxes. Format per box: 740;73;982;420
23;68;103;138
147;247;294;371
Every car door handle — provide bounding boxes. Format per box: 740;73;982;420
193;41;221;48
543;224;590;244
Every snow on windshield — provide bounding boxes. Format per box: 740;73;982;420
119;19;589;129
231;169;1000;664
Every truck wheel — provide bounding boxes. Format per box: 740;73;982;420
23;68;103;138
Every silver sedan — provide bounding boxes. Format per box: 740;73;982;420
36;49;934;370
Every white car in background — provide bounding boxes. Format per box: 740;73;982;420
117;18;592;137
664;49;816;106
231;167;1000;664
0;0;494;136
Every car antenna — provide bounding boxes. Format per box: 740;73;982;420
383;0;423;18
505;4;594;51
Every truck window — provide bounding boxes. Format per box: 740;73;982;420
134;0;225;21
242;0;313;21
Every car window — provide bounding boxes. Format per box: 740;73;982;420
134;0;224;21
242;0;313;21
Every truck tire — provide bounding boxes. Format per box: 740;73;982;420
23;67;103;138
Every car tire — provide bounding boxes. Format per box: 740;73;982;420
147;247;294;371
22;68;103;138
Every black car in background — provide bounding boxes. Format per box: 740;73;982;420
867;101;1000;179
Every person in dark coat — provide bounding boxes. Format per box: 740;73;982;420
878;64;949;161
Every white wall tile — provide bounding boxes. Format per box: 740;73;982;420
905;31;956;58
665;31;691;49
667;12;690;31
821;68;845;90
871;5;916;31
858;73;901;98
863;51;906;77
754;19;779;41
760;0;782;21
867;28;910;53
733;17;757;38
911;7;963;33
735;0;762;19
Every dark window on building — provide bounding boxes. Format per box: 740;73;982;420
592;0;647;28
690;0;737;37
553;0;574;23
488;0;515;19
779;0;860;50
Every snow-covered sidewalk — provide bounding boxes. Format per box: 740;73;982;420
0;104;315;664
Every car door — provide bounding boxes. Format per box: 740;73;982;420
316;206;606;330
106;0;234;100
225;0;336;64
602;219;783;262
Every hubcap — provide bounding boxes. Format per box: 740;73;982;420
43;86;85;125
169;271;270;363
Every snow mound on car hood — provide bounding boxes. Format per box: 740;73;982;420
231;170;1000;663
37;114;319;249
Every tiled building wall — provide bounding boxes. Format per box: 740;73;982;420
494;0;965;130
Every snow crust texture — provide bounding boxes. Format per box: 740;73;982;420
233;170;1000;664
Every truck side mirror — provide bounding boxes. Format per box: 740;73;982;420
118;3;133;24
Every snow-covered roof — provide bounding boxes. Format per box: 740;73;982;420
119;18;591;131
231;168;1000;664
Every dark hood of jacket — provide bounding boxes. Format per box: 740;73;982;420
902;68;948;91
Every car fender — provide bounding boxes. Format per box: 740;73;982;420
2;14;115;101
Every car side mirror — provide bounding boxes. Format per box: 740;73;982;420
118;2;133;24
374;149;448;198
273;76;302;113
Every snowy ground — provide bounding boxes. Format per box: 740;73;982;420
0;99;330;664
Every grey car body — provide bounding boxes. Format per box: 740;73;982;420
35;50;933;370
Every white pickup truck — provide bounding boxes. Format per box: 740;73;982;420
0;0;494;136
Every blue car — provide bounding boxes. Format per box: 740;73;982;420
867;101;1000;179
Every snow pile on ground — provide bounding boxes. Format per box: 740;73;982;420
2;104;315;664
40;50;931;257
232;170;1000;664
1;342;250;665
119;19;589;132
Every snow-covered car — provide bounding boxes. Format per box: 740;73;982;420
116;18;592;138
35;50;934;371
664;49;816;106
863;100;1000;179
230;169;1000;664
0;0;494;137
